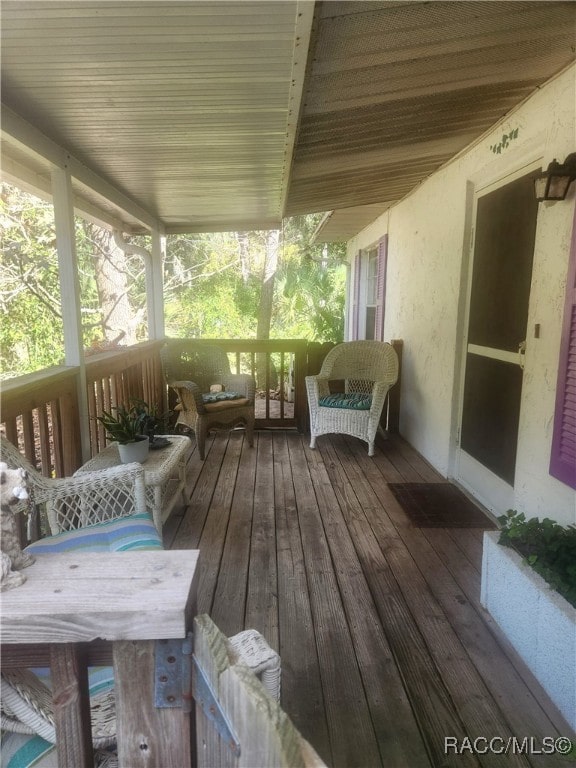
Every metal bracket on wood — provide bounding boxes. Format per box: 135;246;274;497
154;633;193;710
192;654;241;757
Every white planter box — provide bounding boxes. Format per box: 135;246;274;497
481;531;576;731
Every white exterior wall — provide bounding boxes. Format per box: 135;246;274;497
347;65;576;526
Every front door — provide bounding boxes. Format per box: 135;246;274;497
456;168;539;512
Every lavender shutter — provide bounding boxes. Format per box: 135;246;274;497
351;252;361;340
374;235;388;341
549;204;576;489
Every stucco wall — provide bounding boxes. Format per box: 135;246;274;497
347;65;576;525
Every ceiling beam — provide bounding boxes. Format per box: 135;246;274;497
279;0;316;219
1;105;162;232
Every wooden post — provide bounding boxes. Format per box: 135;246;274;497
194;614;327;768
50;644;93;768
151;230;166;340
114;640;192;768
51;168;91;464
294;341;309;433
388;339;403;433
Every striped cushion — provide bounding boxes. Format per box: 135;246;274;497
1;667;115;768
0;733;56;768
318;393;372;410
25;512;162;555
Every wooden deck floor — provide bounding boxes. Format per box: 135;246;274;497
164;430;574;768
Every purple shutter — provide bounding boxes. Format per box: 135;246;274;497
549;204;576;489
374;235;388;341
351;252;361;340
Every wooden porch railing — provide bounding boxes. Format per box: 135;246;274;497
1;341;165;477
173;338;312;432
1;338;402;480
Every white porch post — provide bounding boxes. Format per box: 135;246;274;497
151;229;166;339
51;167;91;462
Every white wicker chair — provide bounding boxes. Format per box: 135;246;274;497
305;341;399;457
0;437;152;767
0;435;147;534
0;436;280;763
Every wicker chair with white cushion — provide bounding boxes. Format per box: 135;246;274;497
161;340;255;460
305;341;399;457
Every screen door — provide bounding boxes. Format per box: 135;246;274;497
457;169;539;508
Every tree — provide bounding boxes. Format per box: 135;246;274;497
1;183;346;379
82;223;144;346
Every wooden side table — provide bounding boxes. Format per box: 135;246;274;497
1;550;199;768
76;435;190;531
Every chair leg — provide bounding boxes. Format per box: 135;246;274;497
368;441;375;457
197;423;207;460
246;417;255;448
310;436;316;449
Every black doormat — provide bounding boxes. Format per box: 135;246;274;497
388;483;497;529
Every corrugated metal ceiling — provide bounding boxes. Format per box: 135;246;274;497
286;0;576;220
1;1;575;237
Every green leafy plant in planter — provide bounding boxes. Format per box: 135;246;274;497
96;400;172;444
127;398;173;441
498;510;576;609
96;404;149;445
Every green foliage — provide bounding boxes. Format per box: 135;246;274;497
498;510;576;608
128;398;173;439
1;183;65;375
2;183;347;378
96;403;151;444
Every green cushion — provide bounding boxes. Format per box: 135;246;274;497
25;512;162;555
202;391;242;403
318;393;372;410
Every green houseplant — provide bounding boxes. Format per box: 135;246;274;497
127;398;172;442
96;403;150;463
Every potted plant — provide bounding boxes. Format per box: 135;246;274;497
96;404;150;463
481;511;576;730
127;398;172;445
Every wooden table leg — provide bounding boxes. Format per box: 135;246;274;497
50;644;93;768
113;639;192;768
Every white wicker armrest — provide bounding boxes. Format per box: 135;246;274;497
46;462;147;534
228;628;281;702
369;380;392;415
305;375;330;401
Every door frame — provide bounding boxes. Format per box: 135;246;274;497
450;157;543;512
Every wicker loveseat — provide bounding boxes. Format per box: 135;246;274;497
161;340;256;460
305;340;399;457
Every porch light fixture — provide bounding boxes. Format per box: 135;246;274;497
534;153;576;201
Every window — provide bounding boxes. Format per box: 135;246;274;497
365;248;378;340
349;237;388;341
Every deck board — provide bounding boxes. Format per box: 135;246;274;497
169;430;574;768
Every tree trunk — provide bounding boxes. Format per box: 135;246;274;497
256;229;279;388
85;223;141;345
237;231;250;284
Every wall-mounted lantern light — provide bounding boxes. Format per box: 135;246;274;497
534;153;576;201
